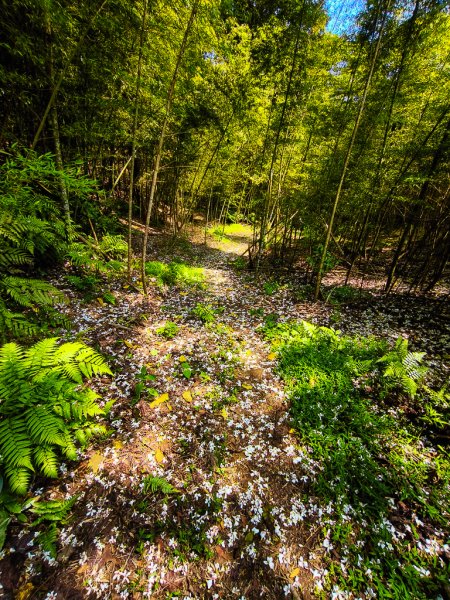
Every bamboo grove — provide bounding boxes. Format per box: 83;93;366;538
1;0;449;294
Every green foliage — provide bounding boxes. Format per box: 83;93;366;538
142;475;179;495
0;338;112;495
378;337;428;398
191;303;219;324
145;261;205;288
267;321;450;598
307;245;337;275
67;234;127;275
156;321;180;339
325;285;365;304
262;280;280;295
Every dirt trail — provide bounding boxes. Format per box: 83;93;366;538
2;228;449;599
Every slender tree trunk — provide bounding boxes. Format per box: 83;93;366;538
32;0;108;150
127;0;148;282
257;28;301;269
314;1;390;300
141;0;199;293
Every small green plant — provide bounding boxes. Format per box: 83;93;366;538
191;303;217;324
263;280;280;295
142;475;179;495
0;337;112;495
156;321;179;339
133;366;158;403
307;244;337;275
180;361;193;379
231;256;247;271
325;285;363;304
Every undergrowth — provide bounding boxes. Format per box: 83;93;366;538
264;320;450;599
145;260;205;288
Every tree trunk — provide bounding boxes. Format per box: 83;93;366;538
128;0;148;282
314;0;391;300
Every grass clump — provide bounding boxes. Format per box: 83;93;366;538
145;261;205;288
265;320;450;599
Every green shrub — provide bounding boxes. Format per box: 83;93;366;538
0;337;112;495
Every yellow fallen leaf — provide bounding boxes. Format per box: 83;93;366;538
182;390;193;402
290;567;300;579
242;383;253;390
97;297;105;307
179;355;187;362
167;403;173;411
221;407;228;419
268;352;277;360
155;448;165;463
16;582;34;600
289;428;297;434
150;393;169;408
113;440;123;450
88;452;103;473
124;340;134;348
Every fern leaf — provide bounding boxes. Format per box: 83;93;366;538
4;465;31;495
33;445;59;478
25;407;65;446
36;523;58;558
0;417;33;471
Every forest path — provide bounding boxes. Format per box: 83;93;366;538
4;227;449;600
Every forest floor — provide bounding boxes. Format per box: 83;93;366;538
1;224;449;600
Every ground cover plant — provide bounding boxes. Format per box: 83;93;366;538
145;260;205;288
265;320;450;598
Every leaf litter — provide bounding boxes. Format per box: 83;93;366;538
1;227;449;599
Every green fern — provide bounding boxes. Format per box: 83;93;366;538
378;337;428;398
0;338;112;495
142;475;179;495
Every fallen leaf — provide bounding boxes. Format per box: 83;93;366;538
150;349;158;356
113;440;123;450
182;390;193;402
88;452;103;473
289;428;297;434
215;545;232;563
97;297;105;307
221;407;228;419
16;582;34;600
150;393;169;408
124;340;134;349
242;383;253;390
268;352;277;360
179;355;187;362
155;448;165;463
290;567;300;579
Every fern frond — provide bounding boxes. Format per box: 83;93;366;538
25;407;65;446
36;523;58;558
33;445;59;478
30;495;77;525
2;277;66;308
0;417;33;471
142;475;179;495
4;465;31;495
0;337;111;495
